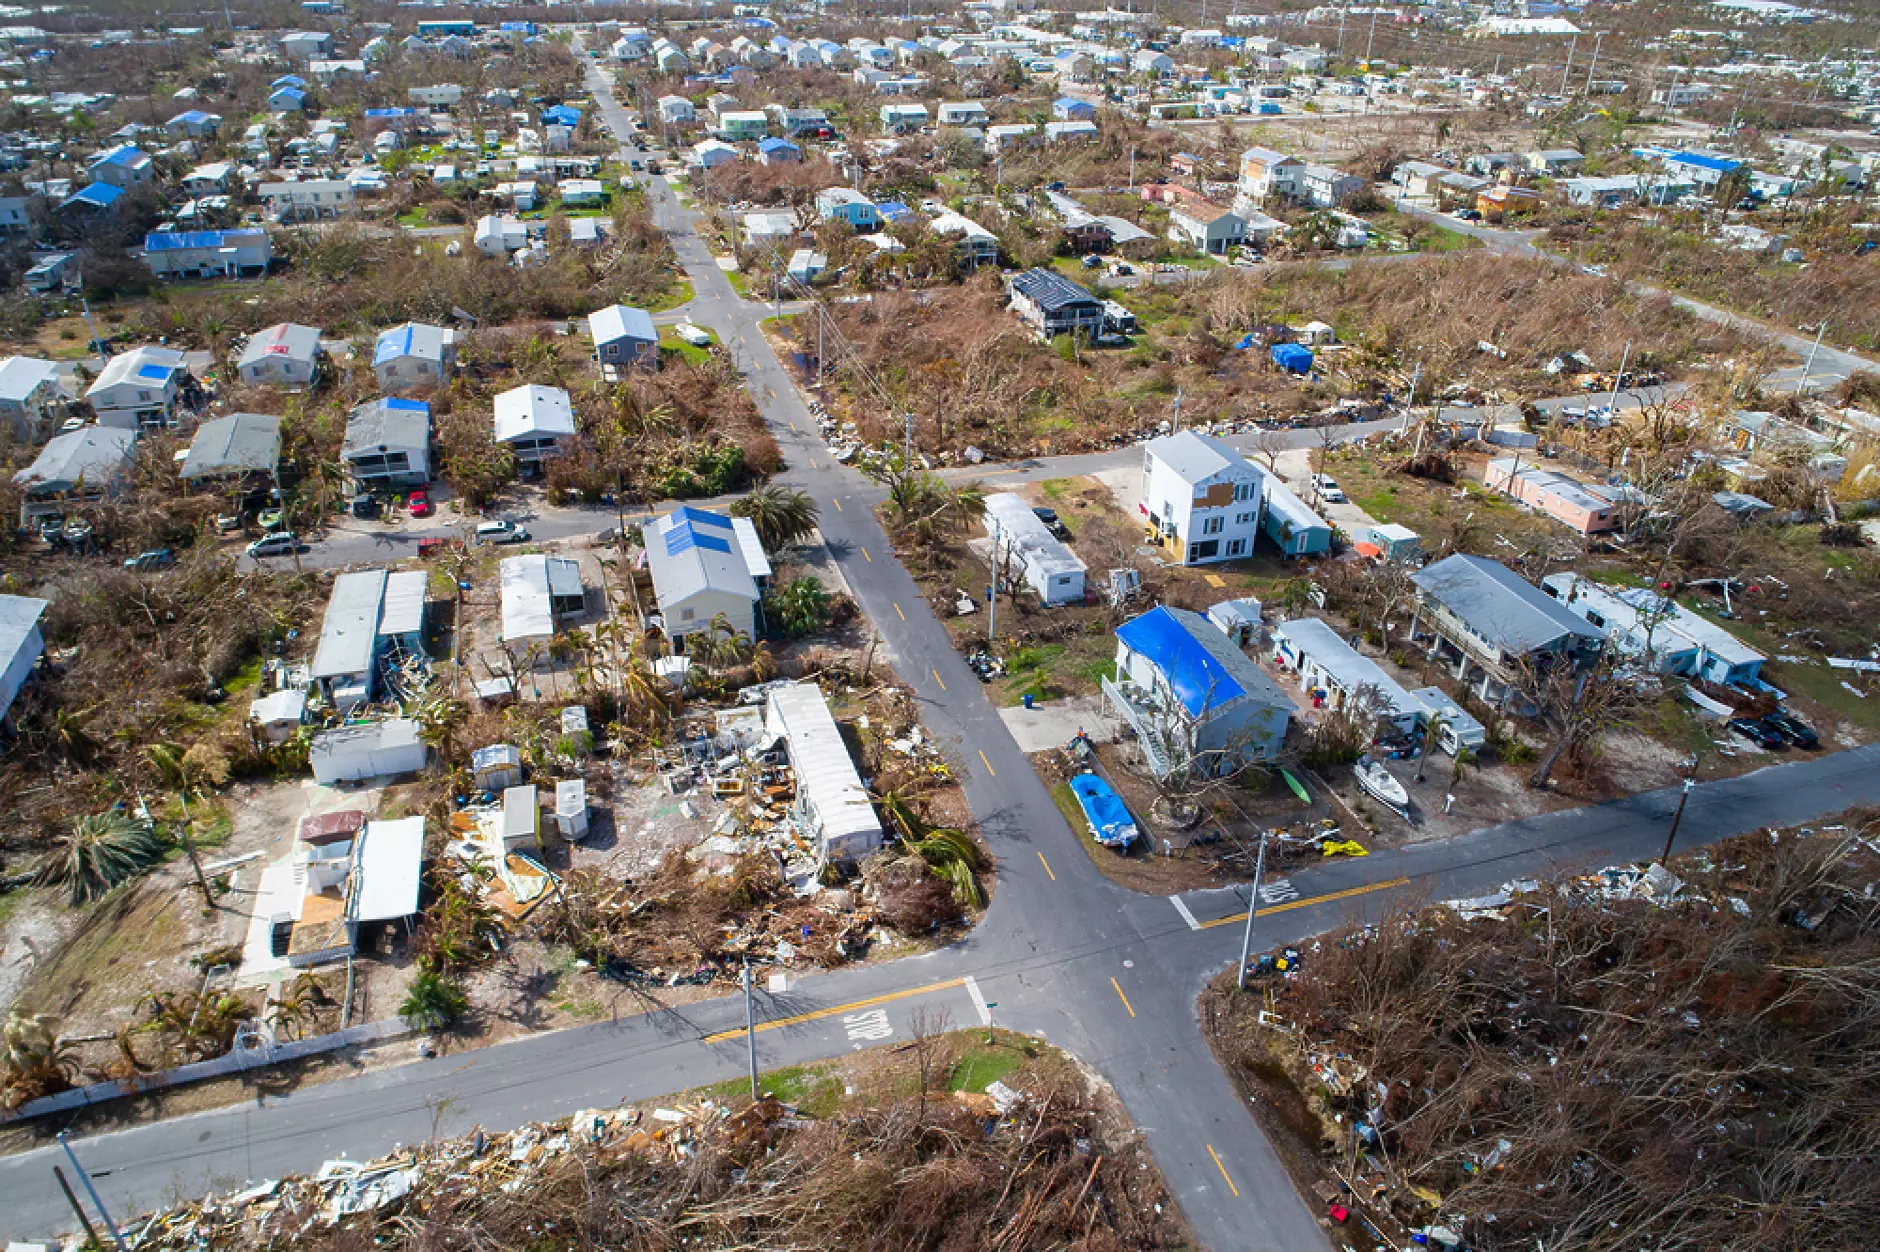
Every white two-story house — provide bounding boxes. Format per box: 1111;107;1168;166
1139;430;1266;565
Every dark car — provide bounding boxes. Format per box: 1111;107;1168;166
1728;717;1787;750
124;548;176;570
1031;506;1071;539
1760;712;1819;749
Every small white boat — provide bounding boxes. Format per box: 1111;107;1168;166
1355;757;1409;814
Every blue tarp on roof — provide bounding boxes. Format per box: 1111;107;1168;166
671;506;734;530
664;511;734;556
875;200;912;222
383;397;428;413
271;87;307;103
373;325;415;366
1115;606;1245;716
171;109;213;125
136;362;174;382
757;137;798;153
65;182;122;209
365;107;419;118
542;104;581;126
272;74;306;88
98;144;144;167
145;230;236;250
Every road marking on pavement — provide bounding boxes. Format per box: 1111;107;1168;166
789;421;799;433
701;977;967;1044
978;749;996;776
893;602;905;620
1171;895;1201;931
1036;851;1056;881
808;458;818;468
1110;977;1136;1018
1196;877;1412;930
860;547;872;562
832;497;843;512
931;668;947;692
964;975;992;1026
1206;1144;1241;1197
1203;573;1227;588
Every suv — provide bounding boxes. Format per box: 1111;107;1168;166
1760;711;1819;749
1313;475;1347;504
1727;717;1786;751
124;548;175;570
247;532;303;559
476;519;530;545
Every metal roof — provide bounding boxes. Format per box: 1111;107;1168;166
182;412;281;480
493;384;574;444
983;492;1086;581
378;569;428;638
0;356;59;403
763;682;881;855
311;569;388;680
1273;617;1419;719
729;515;771;580
351;816;425;923
146;228;267;252
1145;430;1258;484
12;425;135;493
237;322;322;368
0;594;48;682
1410;554;1602;655
1008;267;1100;313
343;397;430;455
642;507;757;610
500;554;580;643
587;303;656;347
1117;606;1288;718
64;182;123;209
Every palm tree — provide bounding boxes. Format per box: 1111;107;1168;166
1;1010;77;1108
771;576;832;637
399;971;470;1032
143;744;217;909
42;812;166;905
730;483;819;551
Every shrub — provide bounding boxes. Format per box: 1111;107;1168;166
399;971;470;1032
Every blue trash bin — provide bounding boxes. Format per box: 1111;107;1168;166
1022;693;1035;709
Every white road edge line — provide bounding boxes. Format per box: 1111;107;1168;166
964;975;992;1027
1170;895;1201;932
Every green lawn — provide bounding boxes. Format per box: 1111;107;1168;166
659;326;716;365
947;1040;1030;1093
643;278;694;313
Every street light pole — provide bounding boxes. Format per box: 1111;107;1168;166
59;1132;128;1252
1235;829;1269;990
1660;774;1696;865
1802;321;1826;393
742;959;758;1101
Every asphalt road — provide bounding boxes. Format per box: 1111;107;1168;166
14;51;1880;1248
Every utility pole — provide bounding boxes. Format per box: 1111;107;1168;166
1802;321;1827;393
59;1133;128;1252
1364;9;1379;64
1583;31;1604;95
1560;34;1578;96
1606;340;1631;424
1660;774;1696;864
1171;386;1183;433
53;1168;104;1251
1336;4;1347;56
903;410;914;465
1128;145;1136;190
80;297;106;372
742;959;758;1100
987;520;999;644
1235;829;1269;990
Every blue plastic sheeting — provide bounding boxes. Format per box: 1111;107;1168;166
1070;774;1137;847
66;183;123;208
373;326;414;366
1115;606;1245;716
383;397;428;413
1271;342;1313;374
136;363;174;382
145;230;237;250
671;505;734;531
664;515;733;556
1232;333;1256;351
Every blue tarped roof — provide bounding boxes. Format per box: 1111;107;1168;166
136;362;175;381
66;182;122;209
664;507;735;556
382;396;428;413
1115;606;1245;716
1271;342;1313;373
145;230;250;250
374;324;414;365
542;104;581;126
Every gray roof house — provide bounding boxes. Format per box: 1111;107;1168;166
493;384;575;466
587;303;658;372
0;594;49;726
641;506;762;645
1006;268;1104;341
1408;554;1603;708
13;425;136;520
236;322;323;388
343;397;430;488
181;412;281;484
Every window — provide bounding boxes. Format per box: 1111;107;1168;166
1235;511;1255;525
1203;516;1224;535
1234;480;1256;502
1586;610;1607;629
137;390;150;402
1227;538;1246;556
1189;540;1219;561
679;608;695;622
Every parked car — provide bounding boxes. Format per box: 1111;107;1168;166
673;323;711;347
247;532;303;558
1031;506;1071;539
257;507;285;530
124;548;175;570
1313;475;1347;503
214;512;243;534
475;519;530;544
1727;717;1787;750
408;488;432;518
1759;711;1819;749
349;493;380;519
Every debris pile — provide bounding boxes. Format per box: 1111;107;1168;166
119;1060;1188;1251
1210;817;1880;1252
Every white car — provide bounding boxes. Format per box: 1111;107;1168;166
673;323;711;347
475;520;530;544
1313;475;1347;504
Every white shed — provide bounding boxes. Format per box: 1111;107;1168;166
982;492;1086;605
763;682;882;860
310;718;427;785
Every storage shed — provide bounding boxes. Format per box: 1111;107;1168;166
982;493;1086;605
1206;597;1263;646
762;682;882;860
500;784;540;851
310;718;427;784
555;778;588;838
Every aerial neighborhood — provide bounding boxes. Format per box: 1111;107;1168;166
0;4;1876;1251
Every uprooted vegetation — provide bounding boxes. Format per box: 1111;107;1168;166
120;1028;1188;1251
809;254;1741;461
1204;814;1880;1251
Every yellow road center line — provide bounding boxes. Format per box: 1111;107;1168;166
1037;851;1056;881
702;977;967;1044
931;668;946;692
978;749;996;776
832;498;842;512
789;421;798;433
893;602;905;620
1110;977;1136;1018
861;547;871;562
1207;1145;1240;1197
1196;877;1412;930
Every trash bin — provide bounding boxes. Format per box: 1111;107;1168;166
1022;693;1035;709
